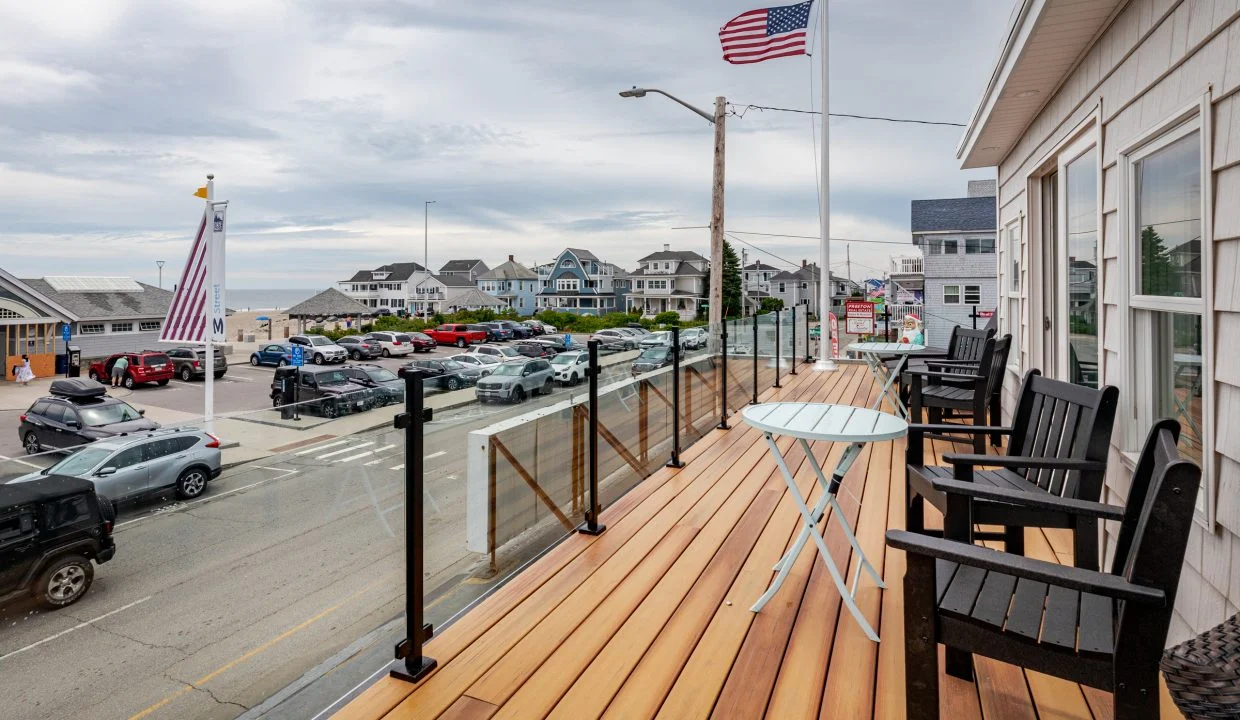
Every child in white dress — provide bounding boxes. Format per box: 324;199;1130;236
15;354;35;386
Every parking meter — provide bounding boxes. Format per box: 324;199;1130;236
67;346;82;378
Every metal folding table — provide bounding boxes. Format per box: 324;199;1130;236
848;341;927;419
743;402;907;642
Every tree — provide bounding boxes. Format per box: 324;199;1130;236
759;297;784;313
722;240;743;318
1140;226;1176;295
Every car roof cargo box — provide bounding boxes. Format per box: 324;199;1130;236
49;378;108;399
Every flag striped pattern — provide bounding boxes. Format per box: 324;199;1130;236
159;209;209;343
720;1;813;65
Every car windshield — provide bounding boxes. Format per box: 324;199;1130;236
45;447;112;476
308;337;332;346
366;368;398;382
78;402;143;426
551;353;580;365
639;348;668;360
491;363;524;377
317;370;351;383
441;360;465;371
647;332;670;342
495;347;520;358
475;354;499;364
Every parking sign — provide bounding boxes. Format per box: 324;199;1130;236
290;345;304;366
61;324;71;343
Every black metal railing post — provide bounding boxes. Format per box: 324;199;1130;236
883;305;892;342
773;308;782;389
805;307;813;363
971;305;978;329
668;327;683;468
751;313;759;405
718;320;730;430
578;340;606;535
789;306;798;375
390;370;436;684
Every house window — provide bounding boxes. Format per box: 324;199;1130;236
561;260;574;268
111;322;134;333
966;238;996;254
943;285;961;304
800;282;807;290
963;285;981;305
80;323;104;334
139;320;161;332
1004;221;1021;367
943;239;958;254
636;280;644;289
557;278;580;291
778;282;785;293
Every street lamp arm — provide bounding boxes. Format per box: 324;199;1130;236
622;87;715;124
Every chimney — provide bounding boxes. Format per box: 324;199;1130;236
967;179;997;198
508;254;514;262
801;259;807;268
663;243;670;252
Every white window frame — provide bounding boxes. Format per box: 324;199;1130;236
80;323;104;335
942;284;961;305
943;238;959;254
111;322;134;333
963;285;981;305
1002;218;1023;374
557;278;580;292
139;320;161;332
1117;93;1215;528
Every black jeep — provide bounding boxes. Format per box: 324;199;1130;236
270;365;377;418
0;476;116;609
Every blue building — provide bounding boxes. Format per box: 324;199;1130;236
535;248;621;316
476;255;539;316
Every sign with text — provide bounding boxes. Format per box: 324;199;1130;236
828;313;839;358
976;309;995;319
845;300;875;335
290;345;304;367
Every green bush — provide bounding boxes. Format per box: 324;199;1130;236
653;311;680;326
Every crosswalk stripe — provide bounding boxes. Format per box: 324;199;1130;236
336;451;377;463
425;451;446;460
295;439;347;456
317;442;374;460
390;464;405;471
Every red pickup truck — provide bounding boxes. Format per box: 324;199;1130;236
425;324;488;348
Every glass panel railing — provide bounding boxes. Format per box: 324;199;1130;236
724;316;754;414
756;312;777;390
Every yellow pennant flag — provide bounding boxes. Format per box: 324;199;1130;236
193;186;208;199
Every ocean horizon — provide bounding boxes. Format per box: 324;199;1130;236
228;288;322;311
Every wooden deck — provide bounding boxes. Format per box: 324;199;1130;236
334;364;1185;720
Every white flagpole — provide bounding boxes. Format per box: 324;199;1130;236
814;0;837;371
204;174;215;434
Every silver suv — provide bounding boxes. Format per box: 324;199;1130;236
12;428;222;502
474;359;555;403
288;335;348;364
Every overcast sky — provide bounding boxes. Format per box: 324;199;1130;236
0;0;1013;289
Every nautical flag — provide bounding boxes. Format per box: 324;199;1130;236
719;1;813;65
160;203;227;343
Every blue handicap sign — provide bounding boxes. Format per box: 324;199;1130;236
290;345;304;366
564;333;571;348
61;324;71;343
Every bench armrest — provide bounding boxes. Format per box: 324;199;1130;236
886;530;1165;604
908;424;1013;437
943;453;1107;473
905;369;984;381
926;477;1125;520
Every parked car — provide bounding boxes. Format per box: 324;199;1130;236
494;320;534;339
87;351;174;388
336;336;383;361
270;366;376;417
470;344;525;362
340;364;405;406
250;343;296;367
680;327;709;350
398;359;483;391
476;322;513;342
424;324;488;348
165;347;227;381
550;350;589;385
407;332;437;353
0;476;115;609
640;331;674;349
511;340;556;359
632;345;676;375
448;353;502;375
474;359;555;403
14;428;221;503
590;329;636;350
19;380;160;455
288;334;348;364
365;331;416;358
625;325;651;337
518;320;545;335
531;337;573;354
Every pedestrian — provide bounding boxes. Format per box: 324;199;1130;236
15;354;35;386
111;355;129;387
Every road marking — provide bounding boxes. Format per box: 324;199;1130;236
425;451;446;460
317;442;373;460
334;444;397;463
0;596;152;663
126;577;388;720
390;464;405;471
0;454;42;469
363;459;383;466
294;439;347;456
115;468;299;530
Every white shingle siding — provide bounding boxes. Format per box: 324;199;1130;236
990;0;1240;640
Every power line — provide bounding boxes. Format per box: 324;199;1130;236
727;103;967;127
672;227;917;247
724;232;802;269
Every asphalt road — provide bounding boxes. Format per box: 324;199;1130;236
0;380;582;720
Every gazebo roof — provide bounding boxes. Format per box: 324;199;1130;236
285;288;371;318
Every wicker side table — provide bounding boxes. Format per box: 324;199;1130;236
1161;613;1240;719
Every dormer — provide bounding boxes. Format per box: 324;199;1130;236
371;271;392;281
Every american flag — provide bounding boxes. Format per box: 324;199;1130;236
720;1;813;65
159;209;209;343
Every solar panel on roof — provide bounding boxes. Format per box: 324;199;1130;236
44;276;144;293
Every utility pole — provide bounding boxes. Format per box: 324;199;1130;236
708;96;726;329
156;260;165;289
846;245;851;290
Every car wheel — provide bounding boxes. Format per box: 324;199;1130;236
322;401;339;418
250;355;261;366
569;372;578;386
456;338;467;348
157;379;169;386
541;379;553;396
88;370;100;381
180;367;194;381
312;354;324;365
35;555;93;609
175;467;209;499
350;350;360;360
447;377;461;391
511;386;526;403
382;348;391;358
272;395;281;408
123;375;135;389
23;431;40;455
277;359;288;367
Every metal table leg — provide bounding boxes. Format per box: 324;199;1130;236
751;433;883;642
863;351;909;419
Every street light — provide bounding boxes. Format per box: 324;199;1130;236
620;86;726;330
156;260;165;289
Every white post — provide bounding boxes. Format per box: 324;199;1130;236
204;175;215;432
814;0;837;371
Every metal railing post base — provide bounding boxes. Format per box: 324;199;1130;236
389;654;437;684
577;520;607;536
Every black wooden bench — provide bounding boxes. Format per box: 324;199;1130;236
906;369;1118;571
905;334;1011;453
888;419;1199;720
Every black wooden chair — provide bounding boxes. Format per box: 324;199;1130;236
888;419;1199;720
906;335;1011;453
906;369;1118;571
897;326;995;397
